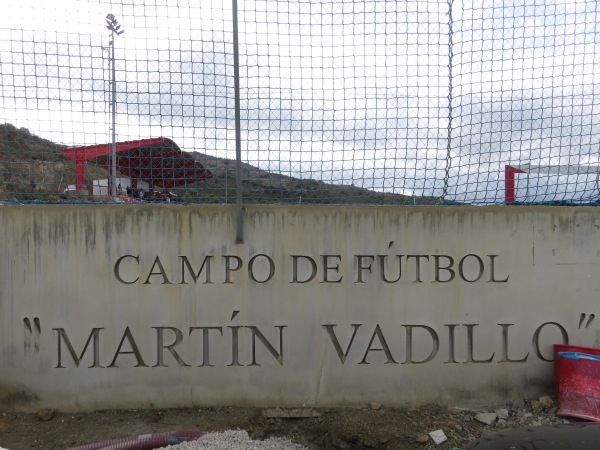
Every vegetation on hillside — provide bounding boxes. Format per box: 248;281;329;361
0;123;443;205
0;123;108;202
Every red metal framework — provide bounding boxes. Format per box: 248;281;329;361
504;165;527;203
505;164;600;203
63;137;212;191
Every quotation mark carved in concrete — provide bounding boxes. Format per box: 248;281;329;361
578;313;595;329
23;317;41;354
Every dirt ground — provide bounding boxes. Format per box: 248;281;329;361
0;398;572;450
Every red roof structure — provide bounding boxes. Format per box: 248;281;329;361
63;137;212;190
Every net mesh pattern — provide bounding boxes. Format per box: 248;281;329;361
0;0;598;205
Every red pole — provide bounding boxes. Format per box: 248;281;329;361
75;156;85;191
505;165;526;203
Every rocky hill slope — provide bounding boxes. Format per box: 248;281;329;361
0;123;444;205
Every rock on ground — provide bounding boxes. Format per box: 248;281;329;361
474;412;497;425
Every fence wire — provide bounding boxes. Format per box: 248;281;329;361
0;0;599;205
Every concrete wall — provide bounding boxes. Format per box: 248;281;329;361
0;204;599;411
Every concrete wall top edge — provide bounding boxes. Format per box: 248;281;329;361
1;203;597;215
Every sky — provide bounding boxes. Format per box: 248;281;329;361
0;0;599;203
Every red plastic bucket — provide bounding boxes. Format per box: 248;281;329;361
554;344;600;421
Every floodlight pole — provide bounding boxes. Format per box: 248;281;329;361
110;29;117;198
105;14;124;200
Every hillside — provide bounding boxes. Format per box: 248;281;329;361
0;123;444;205
188;152;445;205
0;123;109;202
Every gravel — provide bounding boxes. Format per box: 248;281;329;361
156;430;308;450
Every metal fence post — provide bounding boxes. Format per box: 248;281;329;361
232;0;243;243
